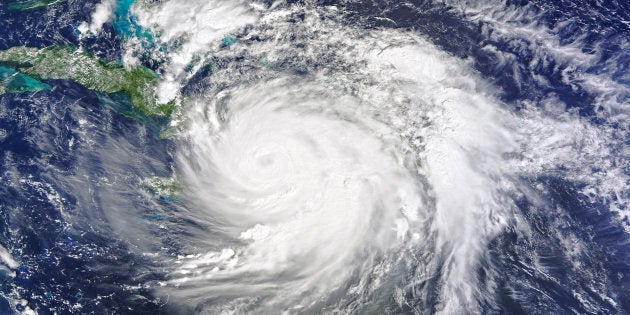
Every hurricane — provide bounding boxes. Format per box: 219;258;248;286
0;0;628;314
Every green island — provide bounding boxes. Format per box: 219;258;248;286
6;0;63;10
0;66;50;93
141;176;181;202
0;45;174;117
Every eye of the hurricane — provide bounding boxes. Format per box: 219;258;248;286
170;82;425;311
239;144;293;187
255;152;278;167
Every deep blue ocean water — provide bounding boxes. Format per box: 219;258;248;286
0;0;628;314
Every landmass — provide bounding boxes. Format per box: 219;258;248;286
6;0;63;11
0;45;174;117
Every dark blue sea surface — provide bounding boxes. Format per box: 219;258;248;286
0;81;173;313
0;0;628;313
0;0;122;59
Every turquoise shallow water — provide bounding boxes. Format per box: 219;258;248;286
0;66;50;93
0;0;628;314
113;0;154;44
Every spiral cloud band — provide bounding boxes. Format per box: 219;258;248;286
0;0;627;313
112;1;629;313
171;80;427;312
